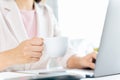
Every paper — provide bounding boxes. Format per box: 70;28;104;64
0;72;34;80
81;74;120;80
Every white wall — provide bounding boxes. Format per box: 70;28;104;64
58;0;109;47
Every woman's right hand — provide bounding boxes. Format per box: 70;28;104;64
11;37;44;65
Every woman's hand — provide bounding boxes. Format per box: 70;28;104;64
0;37;44;71
76;52;96;69
8;37;44;65
67;52;97;69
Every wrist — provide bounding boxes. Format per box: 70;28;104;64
0;49;17;70
67;55;81;69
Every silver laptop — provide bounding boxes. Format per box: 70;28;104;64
94;0;120;77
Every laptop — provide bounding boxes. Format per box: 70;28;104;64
94;0;120;77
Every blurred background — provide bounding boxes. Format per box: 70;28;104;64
46;0;109;48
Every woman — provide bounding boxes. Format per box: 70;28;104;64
0;0;96;71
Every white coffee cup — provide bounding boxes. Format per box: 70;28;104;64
44;37;68;58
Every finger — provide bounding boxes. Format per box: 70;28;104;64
30;57;40;62
30;37;44;46
31;52;42;58
88;52;97;59
31;46;44;52
92;53;97;59
32;37;44;40
88;63;95;69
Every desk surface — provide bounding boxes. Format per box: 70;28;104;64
0;72;34;80
1;69;120;80
0;69;93;80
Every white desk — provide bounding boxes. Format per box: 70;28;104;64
1;69;120;80
0;72;34;80
0;69;93;80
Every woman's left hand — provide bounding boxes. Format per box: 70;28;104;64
67;52;97;69
76;52;97;69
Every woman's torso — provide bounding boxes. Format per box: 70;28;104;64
0;0;59;71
